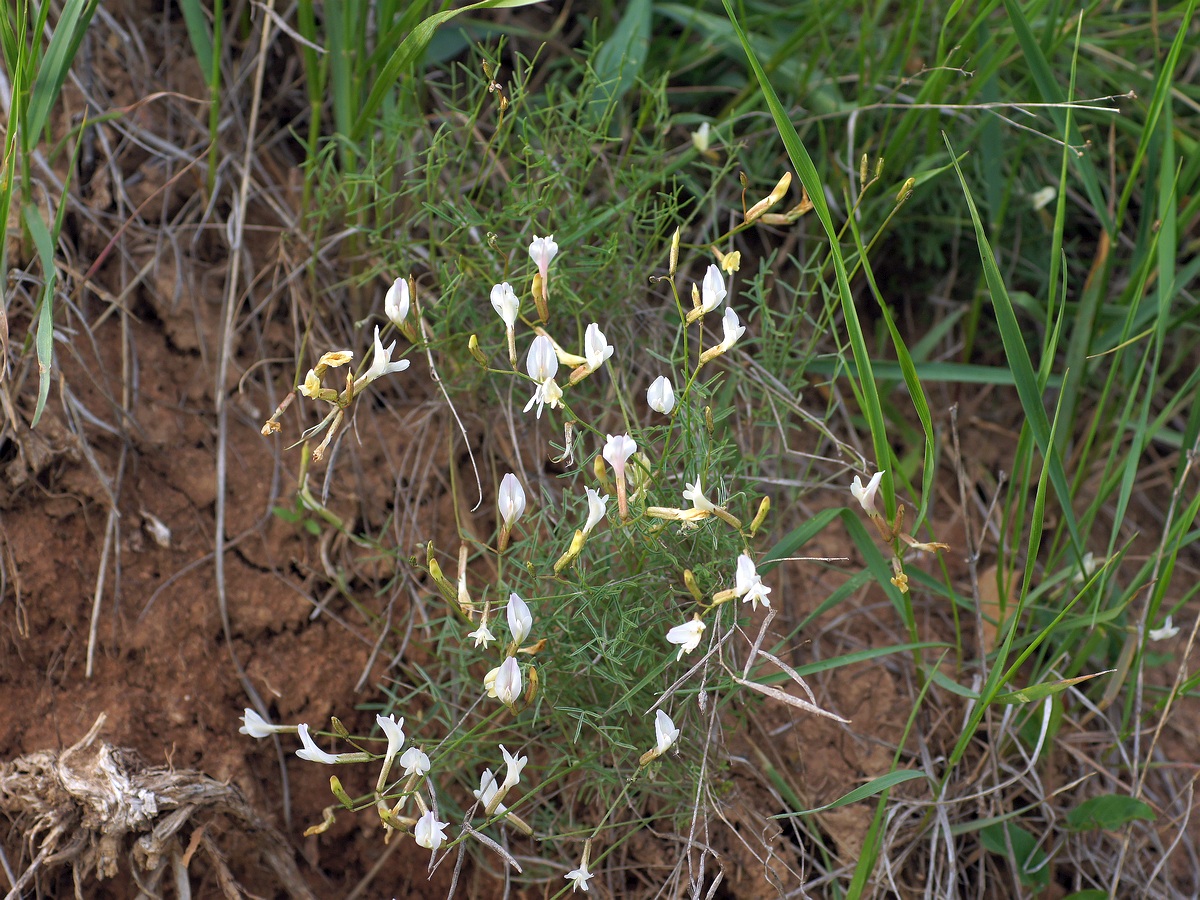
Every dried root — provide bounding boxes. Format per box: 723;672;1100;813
0;714;315;899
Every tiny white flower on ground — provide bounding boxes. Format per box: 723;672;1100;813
414;810;448;851
384;277;410;328
582;487;608;535
239;708;287;739
490;282;520;329
295;723;341;765
850;471;884;518
507;592;533;646
399;746;431;778
666;617;706;660
358;326;410;389
734;554;772;610
494;657;522;706
691;120;711;154
1149;616;1180;642
1029;185;1057;211
376;713;405;760
583;323;614;372
500;744;528;790
468;619;496;649
647;375;675;415
654;709;680;756
497;473;526;526
565;862;594;892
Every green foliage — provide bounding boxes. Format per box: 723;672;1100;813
242;0;1200;893
0;0;97;427
980;821;1051;890
1065;794;1156;832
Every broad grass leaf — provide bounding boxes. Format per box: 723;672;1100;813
1065;794;1155;832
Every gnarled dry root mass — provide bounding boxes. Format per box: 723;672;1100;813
0;714;314;899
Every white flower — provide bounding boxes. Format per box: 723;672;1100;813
384;277;410;327
582;487;608;535
526;334;559;382
717;306;745;351
474;767;508;813
666;617;706;660
295;723;341;765
647;376;675;415
500;744;528;790
850;471;884;517
239;708;286;739
497;473;526;527
524;334;564;417
700;264;727;313
414;810;448;851
565;862;594;892
376;713;405;761
507;592;533;646
691;121;711;154
529;234;559;283
1029;185;1056;211
468;619;496;649
734;554;772;610
490;282;520;329
654;709;680;755
523;376;564;418
399;746;431;778
602;434;637;480
359;325;410;387
494;657;522;705
1149;616;1180;642
682;478;718;514
583;323;614;372
484;666;500;698
299;369;322;399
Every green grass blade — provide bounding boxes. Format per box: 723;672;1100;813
176;0;213;78
22;204;57;427
999;0;1112;235
586;0;651;126
944;133;1084;561
23;0;97;153
351;0;546;142
720;0;893;517
849;215;937;527
1112;0;1197;228
773;770;927;817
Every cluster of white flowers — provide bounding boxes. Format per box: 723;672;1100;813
254;229;796;888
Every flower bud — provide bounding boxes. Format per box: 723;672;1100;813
385;277;410;328
647;376;676;415
497;473;526;527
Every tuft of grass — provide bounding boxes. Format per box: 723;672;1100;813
0;0;97;427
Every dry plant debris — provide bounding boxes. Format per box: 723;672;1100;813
0;714;315;899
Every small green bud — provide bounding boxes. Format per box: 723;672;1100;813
330;776;354;809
